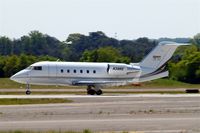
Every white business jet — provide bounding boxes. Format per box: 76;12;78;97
10;41;188;95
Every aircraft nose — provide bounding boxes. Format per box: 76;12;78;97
10;75;16;81
10;70;29;83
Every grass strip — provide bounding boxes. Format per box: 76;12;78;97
0;98;72;105
0;130;135;133
1;78;200;89
0;129;92;133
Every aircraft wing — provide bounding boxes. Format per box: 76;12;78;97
72;80;126;86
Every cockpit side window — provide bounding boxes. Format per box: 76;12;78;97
33;66;42;70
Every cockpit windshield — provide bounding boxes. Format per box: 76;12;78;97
26;66;42;70
26;66;33;70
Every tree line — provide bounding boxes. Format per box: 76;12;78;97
0;31;200;83
0;31;157;62
169;34;200;83
0;54;57;77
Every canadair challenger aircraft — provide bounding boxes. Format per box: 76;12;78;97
10;41;188;95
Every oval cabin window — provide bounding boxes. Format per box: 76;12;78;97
87;70;89;73
93;70;96;74
61;69;64;73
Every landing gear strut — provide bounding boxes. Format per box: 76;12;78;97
87;85;103;95
26;83;31;95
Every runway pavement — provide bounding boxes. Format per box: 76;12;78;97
0;94;200;132
0;88;190;92
0;94;200;98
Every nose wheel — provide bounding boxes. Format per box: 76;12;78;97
26;90;31;95
26;83;31;95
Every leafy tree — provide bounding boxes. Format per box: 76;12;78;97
0;54;57;77
81;46;131;63
0;37;13;55
0;56;5;77
169;45;200;83
0;31;157;62
193;33;200;46
3;55;19;77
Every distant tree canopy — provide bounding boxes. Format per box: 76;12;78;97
0;31;157;62
80;46;131;64
169;34;200;83
1;30;200;84
0;31;64;58
169;44;200;83
0;54;57;77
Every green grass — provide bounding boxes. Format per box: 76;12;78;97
0;129;92;133
138;78;200;88
110;78;200;89
0;78;200;89
0;78;80;89
0;98;73;105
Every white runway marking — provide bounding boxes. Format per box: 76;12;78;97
0;94;200;99
1;117;200;124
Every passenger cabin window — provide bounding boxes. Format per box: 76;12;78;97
87;70;89;73
93;70;96;74
67;70;70;73
61;69;64;73
74;70;76;73
80;70;83;73
33;66;42;70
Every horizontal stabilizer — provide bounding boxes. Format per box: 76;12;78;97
139;71;169;83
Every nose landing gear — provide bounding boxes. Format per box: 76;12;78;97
26;83;31;95
87;85;103;95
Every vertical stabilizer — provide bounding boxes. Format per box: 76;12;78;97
140;41;188;76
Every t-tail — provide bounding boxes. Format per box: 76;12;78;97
138;41;189;82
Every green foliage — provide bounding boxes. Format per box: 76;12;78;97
83;129;92;133
80;47;131;63
3;55;19;77
192;33;200;46
0;98;72;105
0;56;5;77
169;43;200;83
0;36;13;55
0;30;157;63
0;54;57;77
0;130;91;133
0;31;64;58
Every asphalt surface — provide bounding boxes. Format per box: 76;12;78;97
0;94;200;132
0;88;193;93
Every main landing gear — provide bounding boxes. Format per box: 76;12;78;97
87;85;103;95
26;83;31;95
